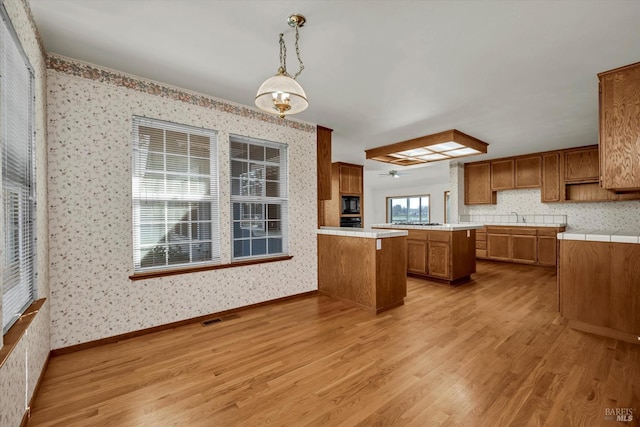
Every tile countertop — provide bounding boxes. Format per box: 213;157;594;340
370;223;484;231
317;227;408;239
557;229;640;244
479;222;567;228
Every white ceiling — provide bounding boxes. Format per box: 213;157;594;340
29;0;640;185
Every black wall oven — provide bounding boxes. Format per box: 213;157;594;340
340;217;362;228
341;196;360;215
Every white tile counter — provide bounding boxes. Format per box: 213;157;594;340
479;222;567;228
371;223;483;231
557;229;640;244
318;227;408;239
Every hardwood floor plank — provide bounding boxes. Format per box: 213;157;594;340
27;261;640;426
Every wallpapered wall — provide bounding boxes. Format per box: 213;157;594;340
0;0;50;426
451;165;640;230
46;55;318;350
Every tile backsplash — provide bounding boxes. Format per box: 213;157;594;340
460;213;567;225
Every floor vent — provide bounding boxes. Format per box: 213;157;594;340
201;313;239;326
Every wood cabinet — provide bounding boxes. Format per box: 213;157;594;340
559;239;640;343
541;153;561;202
599;61;640;191
515;155;542;188
407;239;428;275
491;159;514;191
485;226;564;266
318;234;407;314
316;126;332;201
338;163;362;194
377;227;476;285
475;226;487;259
322;162;364;227
564;147;599;183
464;162;496;205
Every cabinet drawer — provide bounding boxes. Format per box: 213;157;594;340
476;240;487;250
511;228;537;236
476;249;488;258
406;230;429;240
429;231;451;243
537;228;563;236
476;232;487;241
486;227;512;234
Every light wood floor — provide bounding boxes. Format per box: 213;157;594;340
29;261;640;426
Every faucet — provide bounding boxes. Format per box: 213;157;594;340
511;212;519;223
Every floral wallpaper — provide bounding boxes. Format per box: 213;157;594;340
46;54;318;349
0;0;49;424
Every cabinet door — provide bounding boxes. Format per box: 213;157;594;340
349;166;362;194
464;163;495;205
542;153;561;202
339;164;362;194
600;62;640;191
316;126;332;200
512;235;537;264
491;159;515;190
339;164;352;193
487;234;511;260
407;239;428;275
515;156;541;188
564;147;599;183
537;235;557;266
428;242;450;279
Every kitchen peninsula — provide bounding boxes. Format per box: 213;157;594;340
372;223;481;284
317;227;408;314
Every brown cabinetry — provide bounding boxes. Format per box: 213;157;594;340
564;147;599;183
599;61;640;191
485;226;564;266
559;239;640;343
339;163;363;194
322;162;364;227
464;162;496;205
491;159;514;191
376;227;476;284
475;227;487;259
316;126;332;201
515;155;542;188
542;153;561;202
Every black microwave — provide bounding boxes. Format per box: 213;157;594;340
341;196;360;214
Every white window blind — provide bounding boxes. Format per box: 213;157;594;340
230;135;288;260
132;117;219;271
1;6;36;333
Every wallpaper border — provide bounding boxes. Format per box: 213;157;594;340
45;54;316;133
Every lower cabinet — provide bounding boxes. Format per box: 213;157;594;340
403;229;475;284
485;226;564;266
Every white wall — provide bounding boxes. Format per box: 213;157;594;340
46;55;318;349
363;162;450;227
0;0;50;425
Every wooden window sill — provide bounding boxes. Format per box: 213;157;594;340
0;298;46;370
129;255;293;281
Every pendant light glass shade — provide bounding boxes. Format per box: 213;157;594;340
255;72;308;118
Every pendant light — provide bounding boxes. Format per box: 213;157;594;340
255;14;308;119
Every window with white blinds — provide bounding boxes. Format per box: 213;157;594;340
132;117;219;271
230;135;288;260
1;6;37;333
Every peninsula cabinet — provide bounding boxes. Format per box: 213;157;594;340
464;162;496;205
559;239;640;343
599;61;640;191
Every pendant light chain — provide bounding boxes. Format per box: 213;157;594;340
278;33;288;75
292;24;304;80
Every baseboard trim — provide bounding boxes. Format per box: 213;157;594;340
569;320;640;345
20;351;50;427
51;290;318;356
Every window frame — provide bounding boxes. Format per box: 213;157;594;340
386;194;431;224
131;116;220;273
1;3;37;334
229;134;288;261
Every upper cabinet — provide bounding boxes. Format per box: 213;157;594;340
465;162;496;205
491;159;514;191
316;126;332;200
564;147;599;183
515;155;542;188
339;163;363;194
541;153;561;202
599;61;640;191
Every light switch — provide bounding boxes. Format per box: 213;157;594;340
467;230;470;238
376;239;382;250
